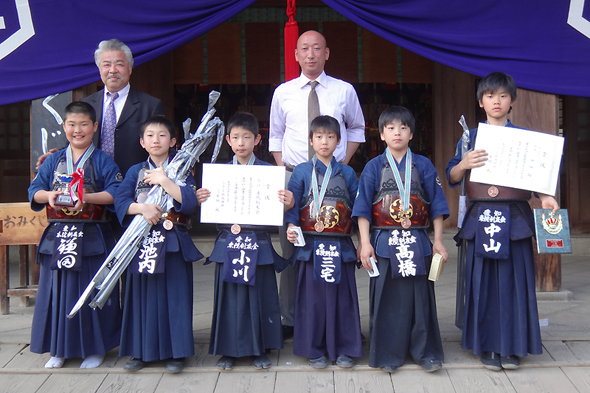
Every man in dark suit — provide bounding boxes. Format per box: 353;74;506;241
36;39;164;175
83;39;164;175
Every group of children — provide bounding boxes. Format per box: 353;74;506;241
28;71;558;374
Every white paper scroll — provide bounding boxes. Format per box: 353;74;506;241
470;123;564;196
200;163;286;226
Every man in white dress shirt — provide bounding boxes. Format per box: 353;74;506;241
269;30;365;338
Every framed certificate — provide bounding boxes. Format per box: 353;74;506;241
200;163;286;226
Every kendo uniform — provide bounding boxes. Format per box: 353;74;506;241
286;157;363;361
352;151;449;369
208;157;287;359
28;147;122;359
446;121;542;358
116;159;203;362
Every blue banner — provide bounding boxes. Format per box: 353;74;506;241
1;0;590;105
0;0;255;105
324;0;590;97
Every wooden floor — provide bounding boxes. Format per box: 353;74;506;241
2;340;590;393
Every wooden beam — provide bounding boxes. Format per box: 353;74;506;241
510;88;561;292
432;62;475;229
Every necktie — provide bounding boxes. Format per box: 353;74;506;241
101;92;119;158
308;81;320;160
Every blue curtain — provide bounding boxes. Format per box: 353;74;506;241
0;0;256;105
1;0;590;105
323;0;590;96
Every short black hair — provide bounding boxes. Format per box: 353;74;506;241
65;101;96;123
227;112;259;136
140;115;176;139
477;72;517;102
378;106;415;134
309;115;341;141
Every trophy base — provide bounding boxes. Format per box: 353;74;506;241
55;194;75;207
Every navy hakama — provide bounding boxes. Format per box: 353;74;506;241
208;229;285;357
286;158;363;361
446;123;543;358
291;236;362;361
31;224;121;358
28;148;122;358
116;161;203;362
369;255;443;368
457;202;541;357
353;151;450;369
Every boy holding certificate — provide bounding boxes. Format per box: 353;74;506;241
28;101;122;369
446;72;559;371
197;112;293;370
353;106;449;373
115;116;203;373
285;115;362;369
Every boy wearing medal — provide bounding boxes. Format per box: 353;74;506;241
446;72;559;371
285;115;362;369
353;106;449;373
114;116;203;373
28;101;122;369
197;112;293;370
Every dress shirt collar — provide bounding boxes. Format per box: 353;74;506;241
103;83;130;104
297;71;328;89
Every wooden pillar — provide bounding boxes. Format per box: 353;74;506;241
432;63;476;229
510;89;561;292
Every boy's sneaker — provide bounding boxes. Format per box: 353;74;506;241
480;352;502;371
309;355;328;369
500;355;520;370
419;359;442;373
336;355;354;368
381;365;397;373
124;358;144;372
166;359;185;374
253;355;272;370
216;356;235;370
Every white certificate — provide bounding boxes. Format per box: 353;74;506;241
200;163;286;226
470;123;564;196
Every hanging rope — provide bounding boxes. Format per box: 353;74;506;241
284;0;299;81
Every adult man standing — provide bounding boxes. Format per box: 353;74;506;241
269;30;365;339
83;39;164;175
35;39;164;176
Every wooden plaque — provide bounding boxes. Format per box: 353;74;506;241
0;203;47;246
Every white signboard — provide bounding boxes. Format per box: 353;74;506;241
470;123;564;196
200;163;286;226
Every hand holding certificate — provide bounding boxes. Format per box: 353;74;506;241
200;163;286;226
470;123;564;196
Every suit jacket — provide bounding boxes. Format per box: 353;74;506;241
83;87;164;175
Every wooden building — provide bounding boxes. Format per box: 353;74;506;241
0;0;582;291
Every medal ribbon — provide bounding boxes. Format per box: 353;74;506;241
232;154;256;165
66;143;95;175
385;147;412;212
310;155;332;219
65;143;95;203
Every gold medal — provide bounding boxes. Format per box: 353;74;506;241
163;219;174;230
231;224;241;234
314;221;325;233
488;186;499;198
401;218;412;229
